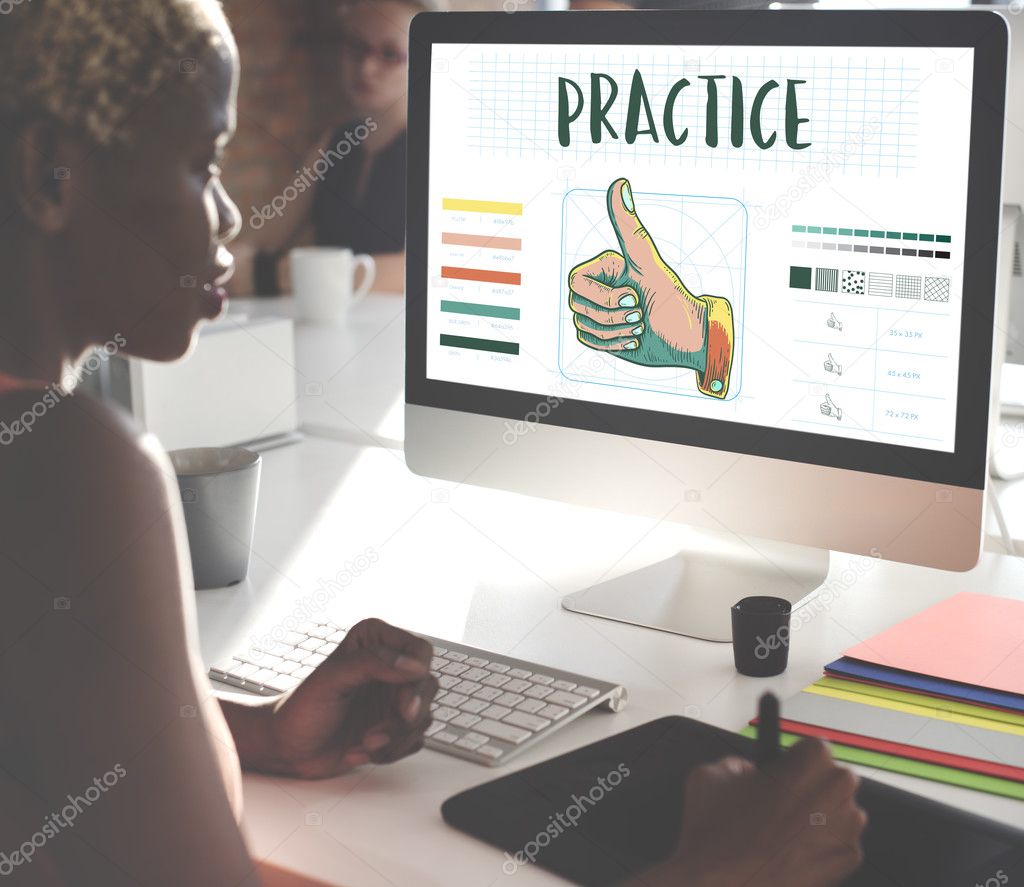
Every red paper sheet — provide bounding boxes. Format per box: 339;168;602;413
844;592;1024;696
774;718;1024;783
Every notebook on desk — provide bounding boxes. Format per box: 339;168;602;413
442;716;1024;887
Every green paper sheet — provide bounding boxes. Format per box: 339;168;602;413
739;727;1024;801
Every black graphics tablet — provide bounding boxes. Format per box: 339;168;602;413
442;716;1024;886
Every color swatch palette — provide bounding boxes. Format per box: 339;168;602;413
793;224;952;243
436;195;524;359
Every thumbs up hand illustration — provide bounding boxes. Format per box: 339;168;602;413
567;178;735;398
820;394;842;421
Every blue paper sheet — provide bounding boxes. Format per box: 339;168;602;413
825;658;1024;714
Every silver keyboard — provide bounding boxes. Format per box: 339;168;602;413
208;620;628;766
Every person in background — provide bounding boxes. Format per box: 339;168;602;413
241;0;447;298
0;1;864;883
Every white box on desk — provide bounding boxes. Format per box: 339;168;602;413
102;315;299;451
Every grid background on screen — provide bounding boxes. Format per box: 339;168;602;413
459;50;919;176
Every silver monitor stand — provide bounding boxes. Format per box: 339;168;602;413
561;527;829;642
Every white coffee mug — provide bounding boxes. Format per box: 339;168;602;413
289;246;376;324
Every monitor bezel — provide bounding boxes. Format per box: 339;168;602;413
406;9;1008;491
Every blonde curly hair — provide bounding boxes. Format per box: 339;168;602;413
0;0;232;147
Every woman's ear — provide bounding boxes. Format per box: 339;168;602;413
9;120;79;234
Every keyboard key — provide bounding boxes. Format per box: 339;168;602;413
516;698;547;714
462;667;490;682
301;653;326;667
494;692;525;708
481;704;512;720
438;691;469;707
440;662;469;676
466;657;489;668
482;673;510;688
451;713;481;729
464;732;489;745
453;680;483;696
576;686;600;699
508;668;532;679
327;630;346;644
283;649;307;662
460;698;490;714
250;653;285;670
210;658;238;676
432;646;447;656
438;674;461;689
425;721;445;737
432;706;460;722
299;638;322;652
249;669;279;686
273;660;299;675
431;657;447;671
478;745;504;760
308;626;330;640
538;703;570;720
485;662;511;674
529;674;555;685
474;719;531;745
283;632;307;646
524;684;553;700
444;651;468;662
475;686;503;701
292;665;314;679
504;711;551;732
316;642;337;657
227;662;258;679
546;690;587;708
503;679;531;694
433;731;459;744
455;736;486;751
553;680;577;692
263;674;301;693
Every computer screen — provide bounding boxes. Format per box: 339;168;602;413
408;12;1006;492
426;43;971;453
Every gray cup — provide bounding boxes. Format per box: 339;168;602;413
168;447;261;590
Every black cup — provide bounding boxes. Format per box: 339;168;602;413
731;596;792;677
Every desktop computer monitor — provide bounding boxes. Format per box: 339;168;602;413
404;9;1008;640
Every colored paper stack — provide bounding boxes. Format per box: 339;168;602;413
742;592;1024;800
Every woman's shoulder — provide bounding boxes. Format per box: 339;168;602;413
0;388;184;629
0;388;172;512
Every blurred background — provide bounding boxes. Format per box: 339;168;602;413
221;0;647;294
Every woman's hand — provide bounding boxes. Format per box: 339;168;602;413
225;619;439;778
631;739;867;887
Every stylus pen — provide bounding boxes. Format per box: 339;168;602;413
756;692;781;768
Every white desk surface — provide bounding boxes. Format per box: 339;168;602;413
199;295;1024;886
